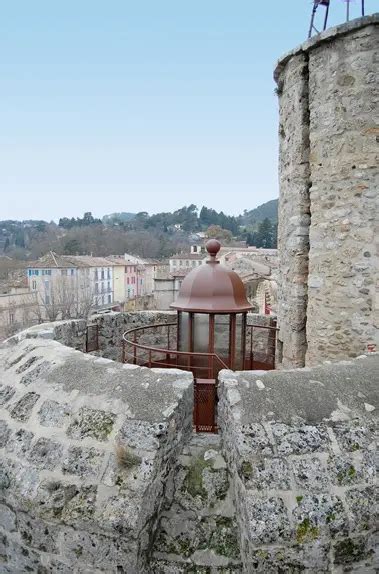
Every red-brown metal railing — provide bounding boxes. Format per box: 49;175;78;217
122;322;229;379
246;321;278;371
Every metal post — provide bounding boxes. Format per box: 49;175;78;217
362;0;365;16
308;2;318;38
346;0;350;22
250;325;254;370
133;331;137;365
208;314;215;379
241;313;247;370
229;314;236;371
188;312;194;371
323;2;330;30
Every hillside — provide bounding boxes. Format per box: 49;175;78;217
242;199;278;227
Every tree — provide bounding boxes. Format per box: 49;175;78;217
205;225;233;243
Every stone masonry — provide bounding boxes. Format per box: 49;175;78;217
218;354;378;573
1;317;378;572
275;15;379;368
0;333;193;572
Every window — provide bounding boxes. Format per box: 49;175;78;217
9;312;14;324
32;280;37;290
61;269;67;276
95;284;98;294
108;294;111;303
107;281;111;291
70;269;75;276
45;294;50;305
95;270;99;280
192;260;196;266
101;268;105;280
42;269;52;276
127;277;130;285
44;280;49;290
28;269;32;276
186;260;189;266
107;268;111;279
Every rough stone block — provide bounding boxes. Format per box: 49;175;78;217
0;420;11;448
248;543;330;573
0;503;16;532
28;437;64;470
345;487;375;532
0;385;16;405
17;512;60;553
38;399;71;427
237;423;273;456
5;428;34;456
238;457;292;491
332;422;373;452
333;535;373;565
35;480;81;520
271;423;330;455
328;452;375;486
61;485;97;523
20;360;52;386
15;355;39;374
293;493;348;540
291;456;329;491
61;528;137;572
67;407;116;441
245;495;292;544
8;392;40;422
62;446;104;479
117;418;167;450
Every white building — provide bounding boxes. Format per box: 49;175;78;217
27;252;115;320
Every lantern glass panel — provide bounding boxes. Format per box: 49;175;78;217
214;315;230;364
193;313;209;354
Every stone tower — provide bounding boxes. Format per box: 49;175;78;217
275;15;378;368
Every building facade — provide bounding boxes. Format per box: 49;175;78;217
26;252;115;319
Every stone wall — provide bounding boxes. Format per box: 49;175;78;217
0;334;193;573
275;15;379;367
218;353;378;573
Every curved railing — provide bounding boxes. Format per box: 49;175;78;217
121;320;278;378
122;322;229;379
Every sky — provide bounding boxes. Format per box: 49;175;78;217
0;1;375;221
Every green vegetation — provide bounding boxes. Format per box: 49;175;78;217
296;518;320;543
0;200;278;260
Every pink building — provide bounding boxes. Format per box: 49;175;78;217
125;262;144;299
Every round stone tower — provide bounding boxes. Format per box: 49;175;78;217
275;14;378;368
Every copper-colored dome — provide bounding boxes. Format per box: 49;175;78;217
170;240;253;313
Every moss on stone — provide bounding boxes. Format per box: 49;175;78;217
296;496;303;503
334;538;367;564
240;461;253;481
296;518;320;543
183;457;211;500
337;464;356;484
209;517;240;559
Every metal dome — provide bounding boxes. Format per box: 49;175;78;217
170;240;253;313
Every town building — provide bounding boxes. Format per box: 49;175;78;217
26;252;115;319
169;245;206;275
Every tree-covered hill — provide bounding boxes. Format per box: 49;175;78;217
242;199;278;227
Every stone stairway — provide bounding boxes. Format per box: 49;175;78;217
150;434;242;574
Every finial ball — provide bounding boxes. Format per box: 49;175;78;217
206;239;221;257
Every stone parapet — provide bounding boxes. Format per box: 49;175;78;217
0;336;193;573
218;354;378;572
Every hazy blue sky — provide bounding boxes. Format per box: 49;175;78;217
1;1;375;220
